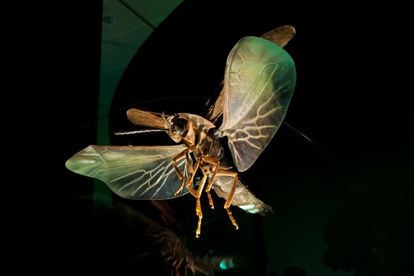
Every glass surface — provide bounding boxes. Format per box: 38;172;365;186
10;1;410;276
68;94;383;276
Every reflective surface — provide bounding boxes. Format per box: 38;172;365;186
9;0;412;275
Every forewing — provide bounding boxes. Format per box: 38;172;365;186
65;144;189;200
219;36;296;171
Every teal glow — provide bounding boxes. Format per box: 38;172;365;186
219;258;235;270
239;204;260;213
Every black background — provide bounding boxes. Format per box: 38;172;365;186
7;0;413;275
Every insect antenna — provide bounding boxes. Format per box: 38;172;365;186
114;129;167;136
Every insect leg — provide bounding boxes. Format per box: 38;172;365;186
201;156;220;209
215;170;240;230
184;154;202;195
172;148;194;195
190;169;208;238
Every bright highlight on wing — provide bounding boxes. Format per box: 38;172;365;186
212;175;272;214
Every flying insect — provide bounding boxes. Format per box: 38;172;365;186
66;25;297;237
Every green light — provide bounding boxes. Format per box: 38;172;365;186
219;258;235;270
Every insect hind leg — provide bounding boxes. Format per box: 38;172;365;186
216;169;239;230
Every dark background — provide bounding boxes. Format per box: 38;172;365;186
7;0;412;275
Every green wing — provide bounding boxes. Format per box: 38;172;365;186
65;144;189;200
219;36;296;171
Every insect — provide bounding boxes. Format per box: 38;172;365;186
66;25;297;237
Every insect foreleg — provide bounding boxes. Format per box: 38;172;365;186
173;147;194;196
215;170;240;230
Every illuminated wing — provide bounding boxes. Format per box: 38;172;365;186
218;36;296;171
207;25;296;123
65;144;189;200
212;175;272;215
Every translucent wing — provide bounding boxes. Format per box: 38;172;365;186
218;36;296;171
207;25;296;123
212;175;272;215
65;144;189;200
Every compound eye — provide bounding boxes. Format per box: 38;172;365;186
172;117;188;136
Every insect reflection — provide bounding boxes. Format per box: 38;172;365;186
115;200;235;276
66;25;297;237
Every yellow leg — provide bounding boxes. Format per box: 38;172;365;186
216;169;239;230
183;153;204;197
172;149;188;180
195;197;203;238
177;154;208;237
172;148;195;195
191;172;208;238
206;187;215;210
202;156;220;209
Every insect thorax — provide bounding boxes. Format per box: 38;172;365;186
197;127;224;161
